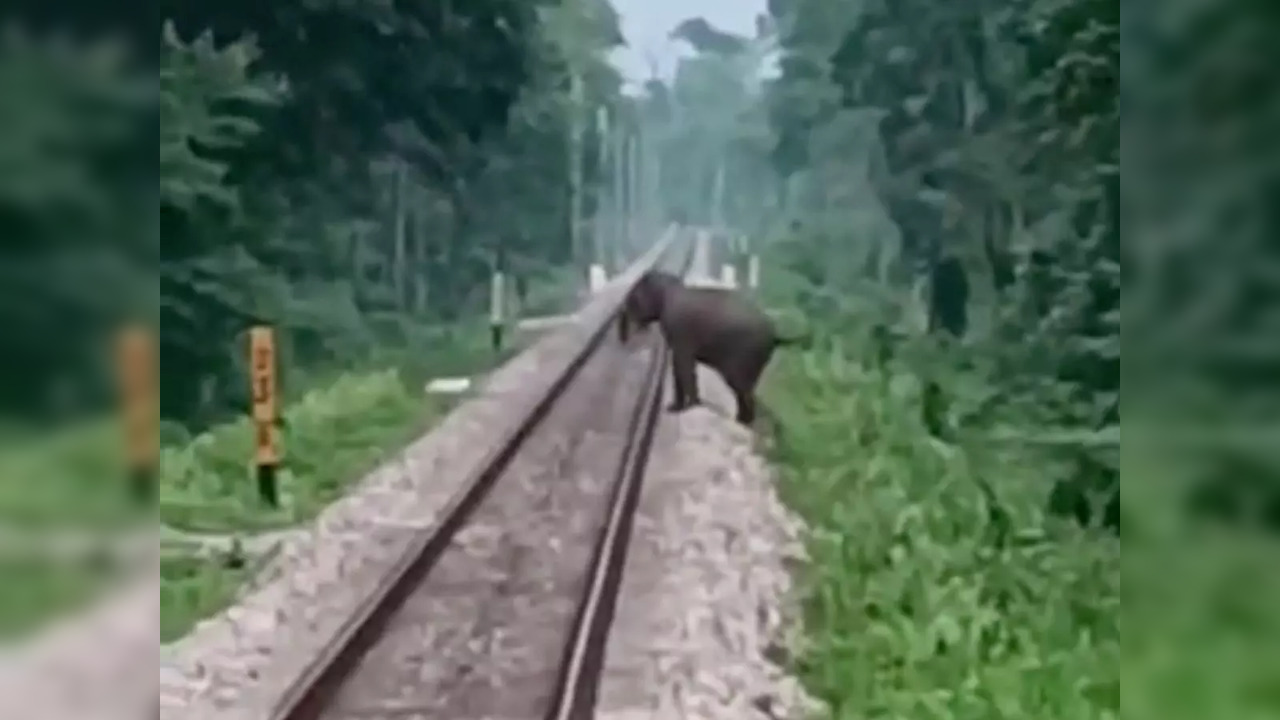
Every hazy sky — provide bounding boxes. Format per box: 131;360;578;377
609;0;767;87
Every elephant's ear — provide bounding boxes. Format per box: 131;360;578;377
626;275;659;324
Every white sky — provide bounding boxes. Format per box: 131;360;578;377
608;0;768;87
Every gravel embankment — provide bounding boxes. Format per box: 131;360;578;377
596;365;821;720
0;233;677;720
156;290;634;720
319;339;654;720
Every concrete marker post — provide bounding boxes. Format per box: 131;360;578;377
489;271;506;352
589;264;607;293
721;263;738;288
748;254;760;289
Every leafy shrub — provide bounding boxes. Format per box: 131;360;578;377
0;368;446;531
765;317;1119;719
0;421;135;529
763;284;1279;719
160;369;444;532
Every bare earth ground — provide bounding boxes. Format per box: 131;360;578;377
596;365;820;720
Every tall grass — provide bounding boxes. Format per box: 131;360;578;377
760;274;1277;719
0;321;506;531
765;343;1119;718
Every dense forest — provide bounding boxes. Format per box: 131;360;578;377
764;0;1123;526
644;0;1276;529
4;0;1276;525
1;0;646;430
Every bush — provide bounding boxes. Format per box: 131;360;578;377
764;333;1120;719
0;367;450;531
0;421;136;529
159;369;444;532
761;284;1280;719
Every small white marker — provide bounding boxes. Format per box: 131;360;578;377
517;314;574;332
489;272;505;325
721;264;738;288
748;254;760;289
588;264;607;292
425;377;472;394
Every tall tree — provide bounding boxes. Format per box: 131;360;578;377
0;0;632;429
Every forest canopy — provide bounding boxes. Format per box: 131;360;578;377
0;0;632;428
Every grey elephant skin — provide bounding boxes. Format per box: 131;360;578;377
617;270;804;425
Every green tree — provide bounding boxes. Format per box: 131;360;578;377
762;0;1121;523
0;0;633;431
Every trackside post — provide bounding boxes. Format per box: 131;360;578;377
490;271;506;351
721;263;737;288
117;325;157;505
588;264;607;292
249;326;282;507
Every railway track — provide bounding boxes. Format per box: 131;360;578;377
265;236;691;720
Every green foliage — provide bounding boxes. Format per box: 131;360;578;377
0;30;153;418
763;286;1280;719
159;22;282;213
1;0;629;431
0;328;503;637
755;0;1135;532
764;303;1119;719
160;554;249;642
0;555;115;641
0;368;445;531
161;369;443;532
0;1;633;640
0;420;138;529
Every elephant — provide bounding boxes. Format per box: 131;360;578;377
617;269;805;425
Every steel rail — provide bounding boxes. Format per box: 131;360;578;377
543;324;668;720
268;229;688;720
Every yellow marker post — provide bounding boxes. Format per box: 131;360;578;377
249;326;282;507
118;325;157;505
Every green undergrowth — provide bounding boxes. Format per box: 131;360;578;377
0;317;529;641
0;555;118;642
159;369;448;532
0;300;561;643
0;322;507;532
160;553;251;642
0;370;446;532
763;303;1279;718
0;367;447;642
764;346;1120;719
0;421;141;530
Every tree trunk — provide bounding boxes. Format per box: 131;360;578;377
392;159;408;311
